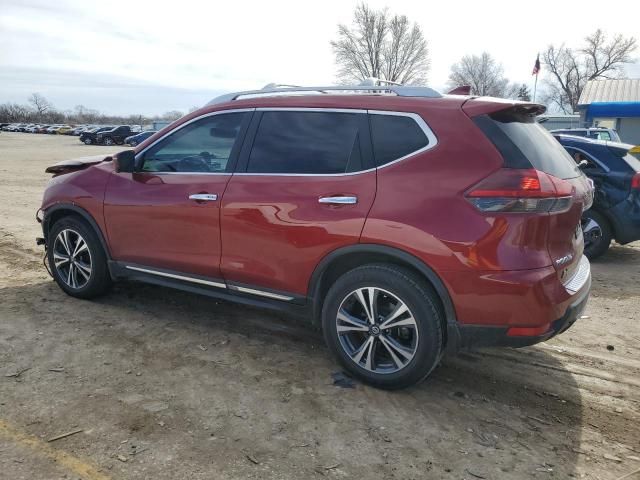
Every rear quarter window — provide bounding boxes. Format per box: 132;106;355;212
370;114;429;166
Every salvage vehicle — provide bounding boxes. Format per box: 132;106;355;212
555;134;640;259
551;127;621;142
38;83;593;389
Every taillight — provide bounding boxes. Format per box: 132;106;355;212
632;173;640;190
465;168;575;213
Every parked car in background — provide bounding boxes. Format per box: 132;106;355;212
551;127;621;142
555;134;640;259
125;130;156;146
96;125;136;145
57;126;75;135
39;84;593;389
79;126;113;145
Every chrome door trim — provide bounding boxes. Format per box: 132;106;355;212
123;265;296;301
125;265;227;289
189;193;218;201
227;284;294;301
318;196;358;205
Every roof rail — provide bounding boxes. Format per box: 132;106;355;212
206;82;441;106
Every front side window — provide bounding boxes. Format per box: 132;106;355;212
565;147;602;171
370;114;429;166
247;111;363;174
141;112;247;173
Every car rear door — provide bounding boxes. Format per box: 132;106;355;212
104;110;252;279
220;108;376;299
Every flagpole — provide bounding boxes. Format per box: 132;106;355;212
533;73;538;102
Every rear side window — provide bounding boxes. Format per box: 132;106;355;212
370;114;429;166
475;112;581;179
247;111;362;174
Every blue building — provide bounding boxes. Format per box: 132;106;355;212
577;79;640;145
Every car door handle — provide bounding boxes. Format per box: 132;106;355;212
189;193;218;202
318;196;358;205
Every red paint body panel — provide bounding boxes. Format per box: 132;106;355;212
40;92;592;340
220;172;376;295
103;171;230;277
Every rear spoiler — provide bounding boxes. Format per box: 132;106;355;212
462;97;546;117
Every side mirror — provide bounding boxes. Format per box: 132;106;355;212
114;150;136;173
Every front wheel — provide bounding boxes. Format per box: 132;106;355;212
581;210;612;260
322;264;443;390
83;138;93;145
47;217;112;299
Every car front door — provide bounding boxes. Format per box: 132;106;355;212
104;110;252;279
220;109;376;299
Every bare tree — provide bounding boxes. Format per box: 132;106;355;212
28;93;52;119
448;52;515;97
331;3;430;84
516;84;531;101
161;110;184;121
543;29;637;113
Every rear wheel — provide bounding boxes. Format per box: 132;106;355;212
322;264;443;390
47;217;112;299
582;210;612;260
103;137;114;146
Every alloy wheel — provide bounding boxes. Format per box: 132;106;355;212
52;229;92;289
336;287;418;374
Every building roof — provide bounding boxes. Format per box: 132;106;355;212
578;79;640;106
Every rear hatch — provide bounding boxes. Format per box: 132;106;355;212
465;100;593;282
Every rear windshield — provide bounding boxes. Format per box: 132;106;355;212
475;112;581;179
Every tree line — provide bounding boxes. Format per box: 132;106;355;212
333;3;637;112
0;93;187;125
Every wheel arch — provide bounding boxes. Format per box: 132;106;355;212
308;244;457;331
43;204;111;259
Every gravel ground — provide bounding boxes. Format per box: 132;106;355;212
1;132;639;480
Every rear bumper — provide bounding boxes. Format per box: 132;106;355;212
445;261;591;352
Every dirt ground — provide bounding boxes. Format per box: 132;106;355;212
0;131;639;480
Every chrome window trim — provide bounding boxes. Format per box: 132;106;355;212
125;265;227;289
134;108;255;169
368;110;438;170
564;146;610;173
234;108;437;177
255;107;368;114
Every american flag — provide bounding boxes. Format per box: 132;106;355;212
532;54;541;75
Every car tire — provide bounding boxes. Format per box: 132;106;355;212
47;216;112;299
582;210;612;260
129;140;137;146
322;264;443;390
83;138;93;145
103;137;114;146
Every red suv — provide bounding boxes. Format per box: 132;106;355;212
38;85;593;389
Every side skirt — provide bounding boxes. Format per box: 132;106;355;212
108;261;311;319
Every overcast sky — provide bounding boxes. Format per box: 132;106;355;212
1;0;639;116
